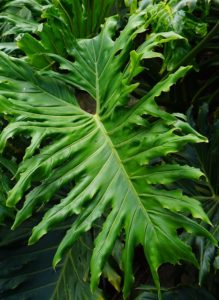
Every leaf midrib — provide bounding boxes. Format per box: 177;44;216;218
94;114;153;225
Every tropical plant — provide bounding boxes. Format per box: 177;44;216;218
0;1;218;299
125;0;210;72
0;0;120;56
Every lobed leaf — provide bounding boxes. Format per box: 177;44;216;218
0;10;216;299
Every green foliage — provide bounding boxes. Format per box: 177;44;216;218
0;0;118;57
126;0;210;71
0;0;47;53
0;7;215;299
181;105;219;288
0;222;104;300
0;1;218;299
0;156;16;223
135;285;216;300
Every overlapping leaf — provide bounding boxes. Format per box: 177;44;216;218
179;105;219;286
0;156;16;223
126;0;209;71
0;0;47;51
0;11;215;299
135;285;215;300
0;0;118;66
0;223;104;300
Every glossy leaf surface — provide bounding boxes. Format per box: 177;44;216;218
0;11;215;298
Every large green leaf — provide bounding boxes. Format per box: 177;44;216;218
0;11;215;299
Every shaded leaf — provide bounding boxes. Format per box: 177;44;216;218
135;285;216;300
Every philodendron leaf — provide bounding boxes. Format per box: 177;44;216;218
0;11;216;299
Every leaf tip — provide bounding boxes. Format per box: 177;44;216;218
53;253;61;269
11;217;20;230
6;199;14;208
11;223;16;231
